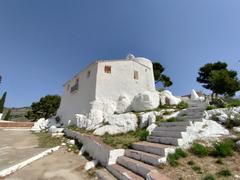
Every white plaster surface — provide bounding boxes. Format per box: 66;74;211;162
159;90;181;105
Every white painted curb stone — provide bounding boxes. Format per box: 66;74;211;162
0;146;60;177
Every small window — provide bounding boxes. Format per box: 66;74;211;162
87;71;91;78
104;66;111;74
134;71;139;80
67;84;70;91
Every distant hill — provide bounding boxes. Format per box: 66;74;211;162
3;107;32;122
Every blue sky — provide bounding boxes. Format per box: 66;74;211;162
0;0;240;107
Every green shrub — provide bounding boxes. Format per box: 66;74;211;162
167;148;187;167
206;105;217;110
4;109;11;120
224;97;240;107
166;117;177;122
212;139;235;157
177;101;189;109
0;92;7;113
202;174;215;180
156;116;164;125
163;111;172;115
210;98;226;108
137;129;149;141
217;169;232;177
225;117;240;129
190;143;209;157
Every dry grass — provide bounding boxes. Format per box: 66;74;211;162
161;151;240;180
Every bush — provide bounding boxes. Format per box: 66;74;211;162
217;169;232;177
177;101;189;109
190;143;209;157
202;175;215;180
225;117;240;129
224;97;240;107
4;109;11;120
136;129;149;141
210;98;226;108
212;139;235;157
0;92;7;113
156;116;164;125
166;117;177;122
167;148;187;167
206;105;217;110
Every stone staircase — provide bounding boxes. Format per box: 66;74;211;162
97;100;208;180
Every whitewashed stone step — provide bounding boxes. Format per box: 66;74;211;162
151;130;183;138
125;149;166;166
95;168;117;180
147;136;180;146
132;141;174;156
117;156;156;178
159;121;190;127
107;164;144;180
154;126;187;132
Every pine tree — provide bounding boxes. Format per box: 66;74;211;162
4;109;11;120
0;92;7;113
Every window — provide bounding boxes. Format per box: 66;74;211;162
134;71;139;80
104;66;111;74
67;84;70;91
70;78;79;93
87;71;91;78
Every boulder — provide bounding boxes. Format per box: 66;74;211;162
217;114;228;124
116;95;131;114
233;127;240;133
159;90;181;105
86;110;104;130
93;113;138;136
190;89;205;101
31;118;49;132
146;124;157;134
132;91;159;112
48;126;64;133
236;140;240;150
139;112;156;129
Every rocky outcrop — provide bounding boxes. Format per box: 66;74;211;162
159;90;181;105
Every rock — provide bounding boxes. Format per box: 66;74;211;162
147;124;157;134
190;89;199;100
69;139;75;145
84;160;98;171
236;140;240;150
139;112;156;129
87;110;104;130
75;114;89;128
159;90;181;105
61;143;66;146
48;126;64;133
233;127;240;133
0;113;3;120
217;114;228;124
93;113;138;136
51;133;64;137
116;95;131;114
131;91;159;112
31;118;49;132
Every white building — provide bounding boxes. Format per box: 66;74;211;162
57;55;157;124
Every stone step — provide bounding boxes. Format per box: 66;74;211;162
125;149;166;166
180;116;203;121
117;156;156;178
95;168;117;180
159;121;190;127
151;130;183;138
154;126;187;132
147;136;180;146
132;141;174;156
107;164;144;180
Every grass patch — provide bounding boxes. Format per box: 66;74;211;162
156;116;165;125
202;174;215;180
224;97;240;107
190;143;209;157
102;129;149;149
67;125;93;134
166;117;177;122
163;111;172;115
211;139;235;157
217;168;232;177
177;101;189;109
35;132;62;148
191;165;202;174
206;105;217;110
167;148;187;167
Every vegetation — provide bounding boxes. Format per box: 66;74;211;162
166;117;177;122
190;143;209;157
35;132;62;148
209;98;226;108
212;139;235;157
191;165;202;174
153;62;173;87
102;129;149;149
4;109;11;120
167;148;187;167
202;175;215;180
0;92;7;113
217;169;232;177
197;61;240;97
225;97;240;107
206;105;217;110
177;101;189;109
155;116;164;125
26;95;61;121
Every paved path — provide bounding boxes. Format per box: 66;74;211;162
0;129;46;171
4;148;94;180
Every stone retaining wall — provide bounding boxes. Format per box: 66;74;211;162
64;129;125;166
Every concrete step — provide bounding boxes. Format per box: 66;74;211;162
107;164;144;180
151;130;183;138
153;126;187;132
95;168;117;180
147;136;180;146
159;121;190;127
125;149;166;166
132;141;174;156
180;117;203;121
117;156;156;178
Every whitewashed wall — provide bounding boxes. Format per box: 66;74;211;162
57;63;98;123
